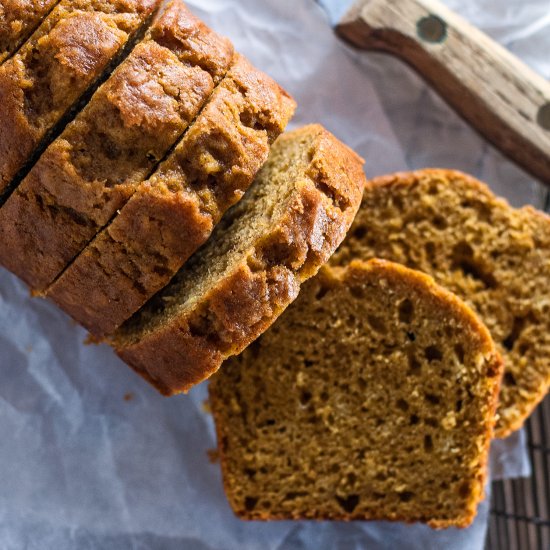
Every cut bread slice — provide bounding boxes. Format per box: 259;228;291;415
46;53;296;336
0;0;160;196
329;169;550;438
209;259;503;528
111;125;366;395
0;0;60;64
0;0;234;291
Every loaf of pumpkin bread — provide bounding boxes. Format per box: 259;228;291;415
0;0;60;64
47;53;296;336
0;0;160;196
330;169;550;438
111;125;365;395
0;0;234;291
209;259;503;527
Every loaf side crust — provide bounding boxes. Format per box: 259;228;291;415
114;125;366;394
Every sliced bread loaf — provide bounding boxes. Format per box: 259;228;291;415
0;0;234;291
47;53;296;337
329;169;550;438
0;0;160;196
0;0;60;63
209;259;503;527
111;125;366;394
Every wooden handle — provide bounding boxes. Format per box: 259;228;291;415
337;0;550;187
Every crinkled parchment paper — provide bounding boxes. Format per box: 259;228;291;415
0;0;547;547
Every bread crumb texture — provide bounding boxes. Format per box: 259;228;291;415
209;259;502;528
330;169;550;438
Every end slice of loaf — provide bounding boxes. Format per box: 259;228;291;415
330;169;550;438
111;124;366;395
0;0;234;291
46;53;295;337
209;259;503;528
0;0;59;64
0;0;160;195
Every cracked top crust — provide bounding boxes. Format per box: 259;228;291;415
46;53;295;337
0;1;233;291
0;0;160;194
0;0;59;63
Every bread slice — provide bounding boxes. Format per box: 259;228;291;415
329;169;550;438
0;0;160;196
209;259;503;528
111;125;366;394
0;0;60;64
0;0;234;291
47;54;296;337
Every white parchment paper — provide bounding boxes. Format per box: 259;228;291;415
1;0;548;547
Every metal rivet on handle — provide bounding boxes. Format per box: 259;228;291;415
417;15;447;43
537;102;550;131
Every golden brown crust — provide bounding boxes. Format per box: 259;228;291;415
209;259;502;528
0;1;234;291
46;53;295;337
147;0;233;82
0;0;60;63
331;168;550;438
119;263;301;394
113;125;366;395
366;168;500;199
0;0;160;195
